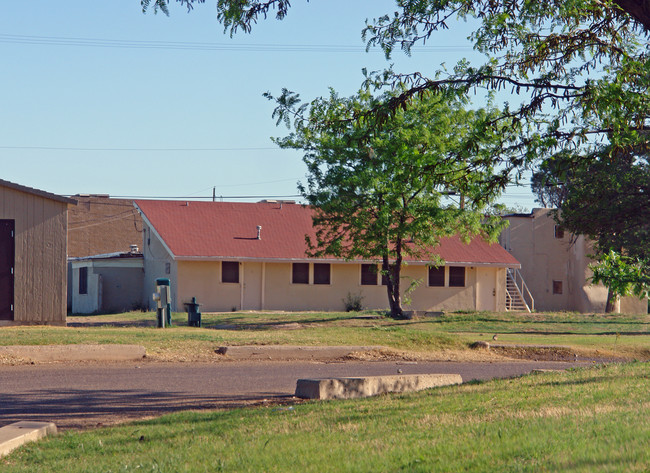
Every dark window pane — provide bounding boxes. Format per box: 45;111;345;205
313;263;331;285
222;261;239;283
428;266;445;287
292;263;309;284
553;280;563;294
361;264;378;285
554;225;565;239
79;267;88;295
449;266;465;287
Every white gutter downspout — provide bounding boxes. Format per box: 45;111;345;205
240;262;245;310
261;262;266;310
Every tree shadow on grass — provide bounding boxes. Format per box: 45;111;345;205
203;313;361;331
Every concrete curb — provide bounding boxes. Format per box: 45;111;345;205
216;345;385;360
295;373;463;400
0;345;146;363
0;421;57;457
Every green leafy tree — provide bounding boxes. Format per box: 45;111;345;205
267;87;513;318
530;156;573;208
145;1;650;217
590;250;650;300
559;151;649;261
144;1;650;165
554;150;650;310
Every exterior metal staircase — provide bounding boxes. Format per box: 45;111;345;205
506;268;534;313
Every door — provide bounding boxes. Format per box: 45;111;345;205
0;220;15;320
476;267;496;311
242;262;263;310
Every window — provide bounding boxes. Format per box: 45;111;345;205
313;263;331;285
448;266;465;287
292;263;309;284
78;267;88;295
361;264;378;285
222;261;239;283
553;280;563;295
428;266;445;287
554;225;565;239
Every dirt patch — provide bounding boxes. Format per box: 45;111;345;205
481;344;630;362
342;347;513;363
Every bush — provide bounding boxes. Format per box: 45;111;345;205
343;292;364;312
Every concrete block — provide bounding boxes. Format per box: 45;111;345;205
0;421;57;457
295;373;463;400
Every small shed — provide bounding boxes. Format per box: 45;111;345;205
69;248;144;314
0;179;76;325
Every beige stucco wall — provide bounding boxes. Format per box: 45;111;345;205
0;186;68;325
174;260;505;313
501;209;648;313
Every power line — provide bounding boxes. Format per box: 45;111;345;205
64;194;303;200
0;33;472;53
0;145;279;152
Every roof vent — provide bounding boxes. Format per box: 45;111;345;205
256;225;262;240
130;244;139;254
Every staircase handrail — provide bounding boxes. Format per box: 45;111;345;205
507;268;535;312
505;286;513;310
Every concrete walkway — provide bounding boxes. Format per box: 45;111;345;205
0;344;145;363
0;422;57;457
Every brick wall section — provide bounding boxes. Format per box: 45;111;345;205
68;196;143;258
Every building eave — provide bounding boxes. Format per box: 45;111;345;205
0;178;77;205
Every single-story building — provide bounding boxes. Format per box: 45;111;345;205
0;179;76;326
134;200;521;313
66;195;143;311
69;247;144;314
500;208;648;313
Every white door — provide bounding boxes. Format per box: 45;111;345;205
242;262;263;310
476;268;496;311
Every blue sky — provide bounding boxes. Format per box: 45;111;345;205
1;0;536;209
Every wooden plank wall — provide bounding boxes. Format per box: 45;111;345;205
0;186;68;325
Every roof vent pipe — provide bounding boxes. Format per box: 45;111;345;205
256;226;262;240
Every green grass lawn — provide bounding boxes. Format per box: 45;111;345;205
2;362;649;472
1;310;649;362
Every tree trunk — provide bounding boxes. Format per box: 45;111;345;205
605;287;619;313
615;0;650;31
383;257;404;319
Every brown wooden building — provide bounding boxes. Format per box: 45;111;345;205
0;179;76;325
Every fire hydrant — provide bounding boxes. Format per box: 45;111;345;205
153;278;172;328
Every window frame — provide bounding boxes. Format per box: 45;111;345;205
428;266;446;287
221;261;240;284
292;262;310;284
552;280;563;295
313;263;331;285
361;264;378;285
78;266;88;295
448;266;466;287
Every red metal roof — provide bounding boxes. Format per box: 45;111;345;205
135;200;520;266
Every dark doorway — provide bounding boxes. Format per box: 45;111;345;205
0;220;15;321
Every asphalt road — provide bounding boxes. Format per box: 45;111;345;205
0;360;593;430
